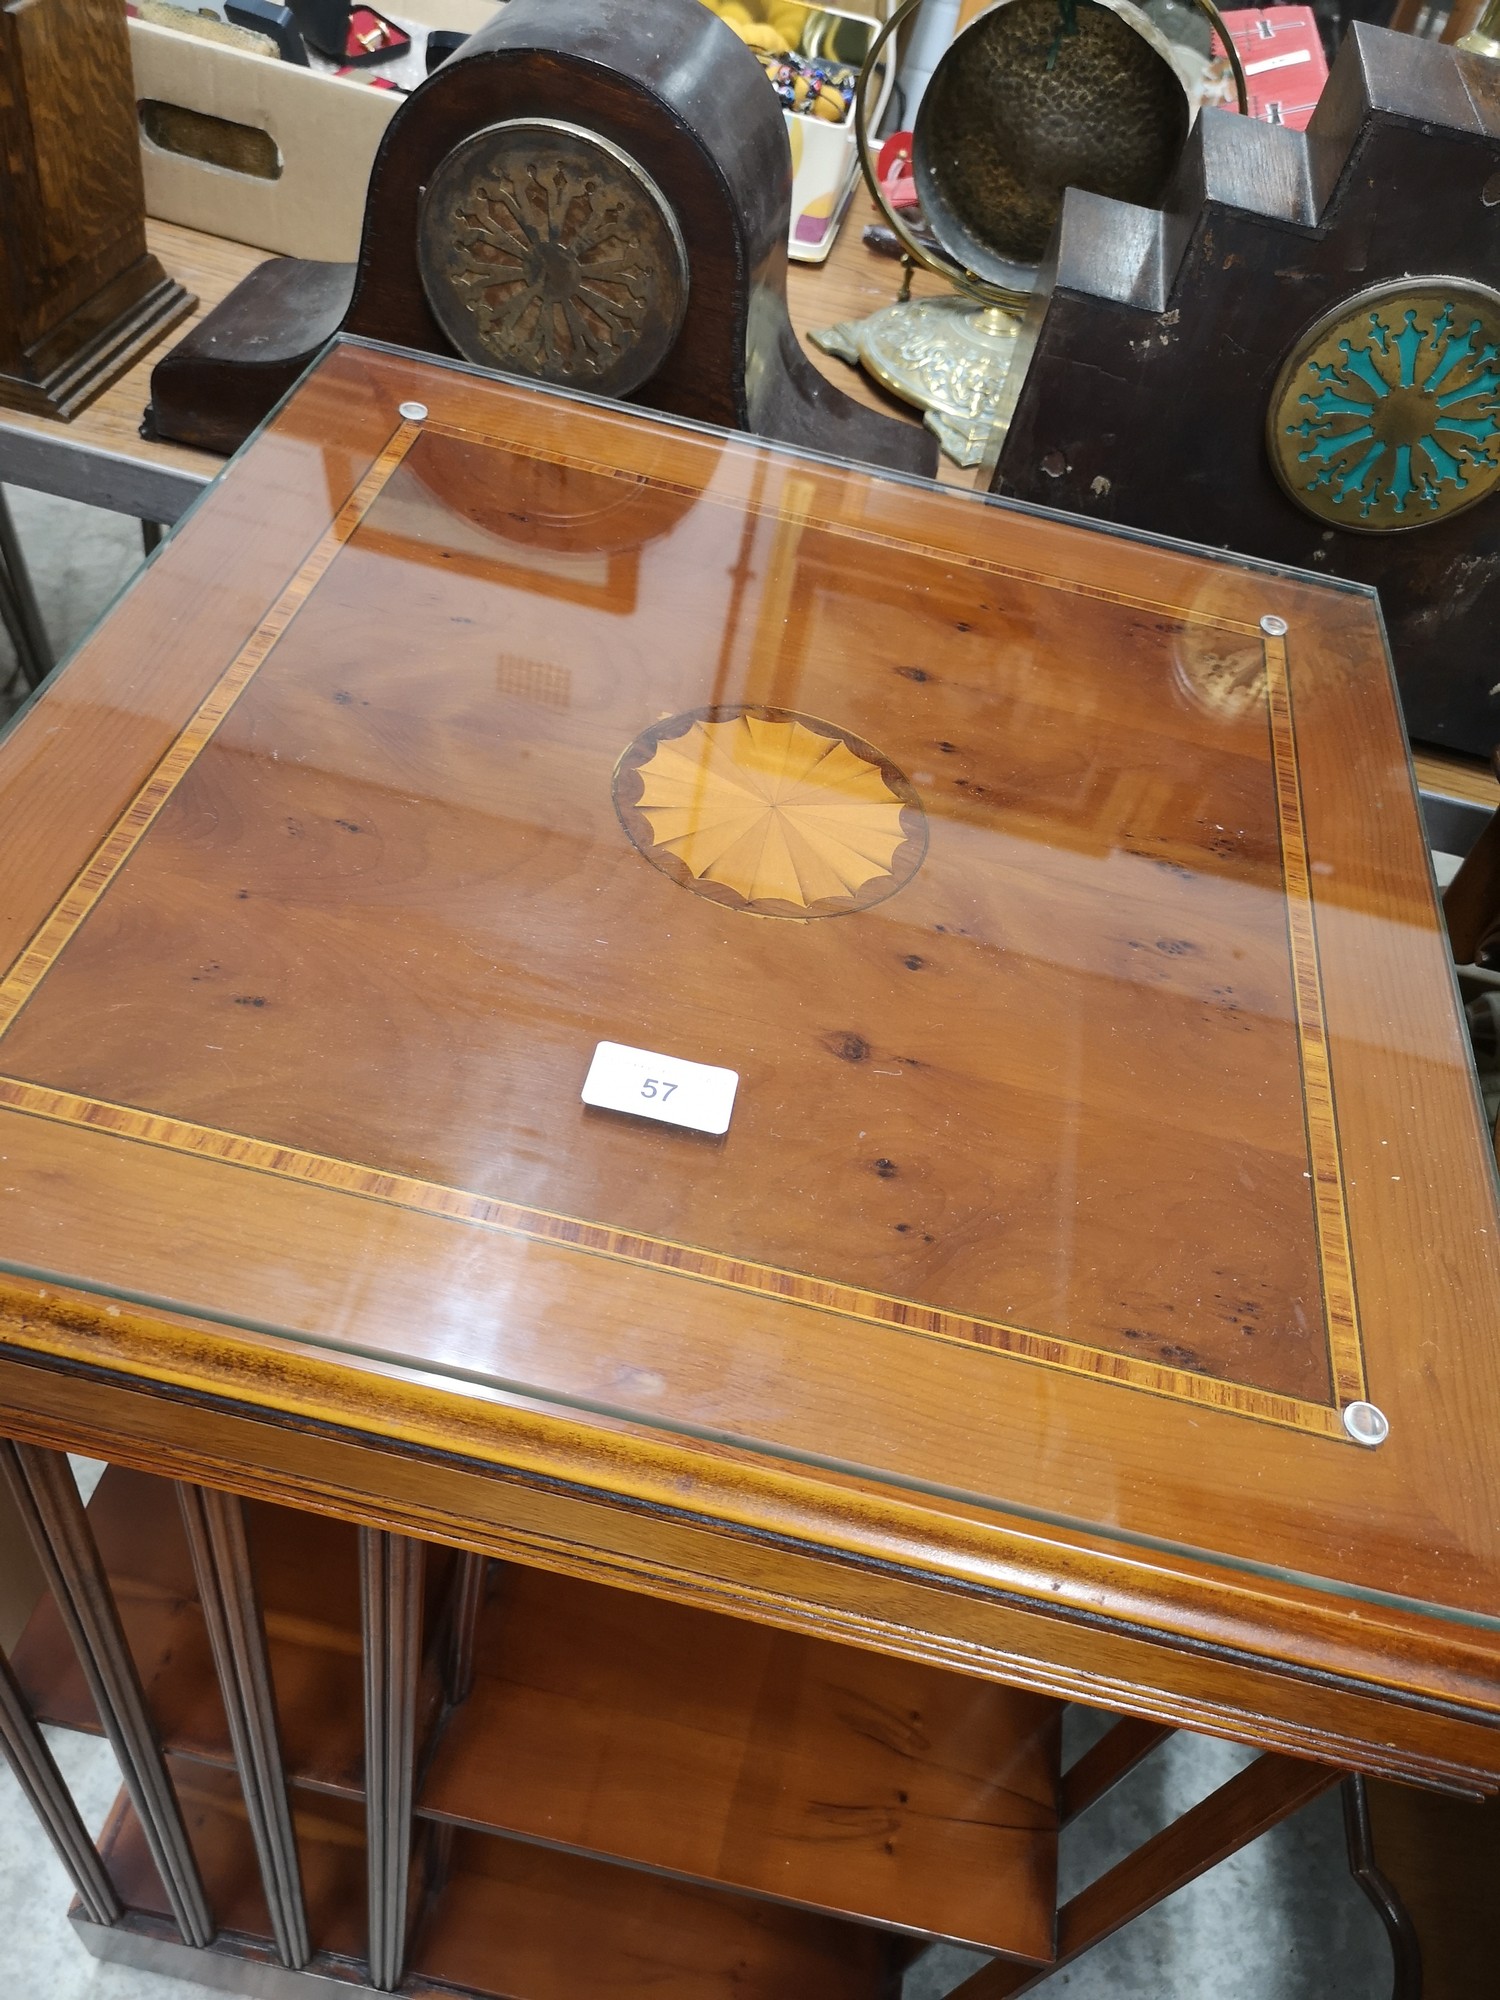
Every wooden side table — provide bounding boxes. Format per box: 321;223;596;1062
0;338;1495;1999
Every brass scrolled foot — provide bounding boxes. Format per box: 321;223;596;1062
810;295;1022;467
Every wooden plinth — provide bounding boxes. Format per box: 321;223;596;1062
0;0;196;423
74;1914;383;2000
2;264;196;423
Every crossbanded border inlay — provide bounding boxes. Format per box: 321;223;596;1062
0;412;1360;1437
0;423;424;1042
1261;633;1366;1409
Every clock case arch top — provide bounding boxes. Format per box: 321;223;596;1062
146;0;935;480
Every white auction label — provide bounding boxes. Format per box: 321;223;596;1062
1244;47;1313;74
581;1041;738;1136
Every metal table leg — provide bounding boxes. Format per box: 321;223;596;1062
0;486;53;690
1344;1775;1424;2000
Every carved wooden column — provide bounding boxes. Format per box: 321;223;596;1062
0;1441;213;1946
0;0;194;418
360;1527;424;1991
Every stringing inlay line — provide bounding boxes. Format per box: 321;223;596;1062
1262;631;1366;1407
0;421;423;1043
0;1073;1344;1437
0;408;1357;1434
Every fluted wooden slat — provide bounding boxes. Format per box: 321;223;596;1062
0;1441;212;1947
177;1483;309;1968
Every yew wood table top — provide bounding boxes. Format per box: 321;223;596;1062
0;339;1496;1791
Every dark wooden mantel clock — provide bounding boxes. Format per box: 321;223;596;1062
991;23;1500;754
0;0;194;418
147;0;936;477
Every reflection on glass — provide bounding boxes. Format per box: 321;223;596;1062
0;344;1490;1626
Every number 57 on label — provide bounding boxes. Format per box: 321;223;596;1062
581;1041;738;1136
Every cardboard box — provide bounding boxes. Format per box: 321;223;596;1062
129;0;495;261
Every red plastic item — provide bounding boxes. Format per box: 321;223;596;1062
1212;7;1328;130
342;4;409;61
876;130;919;210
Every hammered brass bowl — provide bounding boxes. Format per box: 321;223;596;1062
826;0;1244;461
915;0;1190;284
855;0;1246;306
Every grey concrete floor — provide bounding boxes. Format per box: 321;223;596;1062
0;487;148;713
0;496;1400;1998
905;1719;1390;1997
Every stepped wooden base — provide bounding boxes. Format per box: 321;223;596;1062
74;1915;382;2000
1;262;195;423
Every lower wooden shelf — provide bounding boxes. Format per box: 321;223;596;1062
99;1759;368;1965
420;1562;1059;1955
16;1466;1061;1961
413;1830;908;2000
90;1762;911;2000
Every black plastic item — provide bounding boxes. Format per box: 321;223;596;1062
284;0;351;58
225;0;309;61
425;27;468;71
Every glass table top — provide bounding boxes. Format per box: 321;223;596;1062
0;339;1495;1646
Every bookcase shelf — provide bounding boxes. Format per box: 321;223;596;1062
96;1761;908;2000
419;1560;1059;1954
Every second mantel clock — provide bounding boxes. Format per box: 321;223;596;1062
991;22;1500;754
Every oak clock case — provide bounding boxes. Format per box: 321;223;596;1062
0;0;194;420
145;0;937;478
988;22;1500;754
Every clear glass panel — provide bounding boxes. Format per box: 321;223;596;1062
0;339;1495;1636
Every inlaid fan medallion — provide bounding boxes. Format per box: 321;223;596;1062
613;705;927;919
